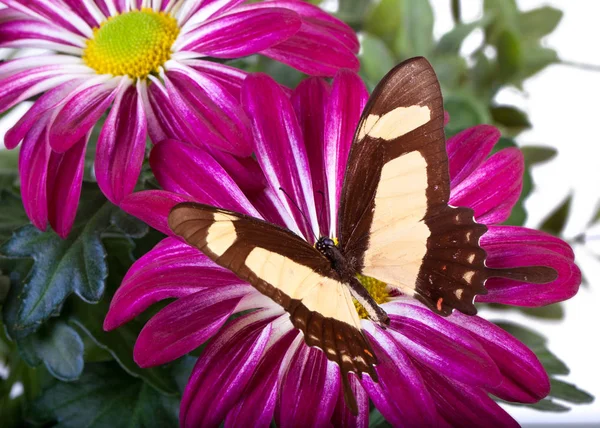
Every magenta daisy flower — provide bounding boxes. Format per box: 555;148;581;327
105;71;580;426
0;0;358;237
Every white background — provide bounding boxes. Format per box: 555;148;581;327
1;0;599;425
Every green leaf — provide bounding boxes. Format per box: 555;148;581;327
359;32;396;88
521;45;559;79
436;21;481;55
392;0;434;59
507;398;570;412
490;105;531;135
0;186;113;338
0;190;29;244
520;146;557;166
365;0;403;46
443;92;490;136
550;379;594;404
68;236;178;395
430;55;468;89
483;0;519;43
540;196;571;235
32;362;179;428
109;210;149;239
496;30;522;80
17;321;84;382
369;408;392;427
518;7;563;40
337;0;374;29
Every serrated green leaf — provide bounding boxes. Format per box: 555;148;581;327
17;321;83;382
31;362;179;428
68;236;178;395
110;210;149;239
541;196;571;235
359;32;396;88
369;408;392;427
550;379;594;404
520;45;559;79
0;186;114;338
518;7;563;40
508;398;570;412
0;190;29;244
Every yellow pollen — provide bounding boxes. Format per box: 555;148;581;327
354;274;390;319
83;8;179;79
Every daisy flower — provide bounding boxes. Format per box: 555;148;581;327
104;71;580;426
0;0;358;237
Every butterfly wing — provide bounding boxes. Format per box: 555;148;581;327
337;57;489;315
168;203;377;412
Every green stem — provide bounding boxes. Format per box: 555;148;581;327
561;60;600;73
451;0;462;24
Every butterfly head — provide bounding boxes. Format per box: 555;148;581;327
315;237;337;256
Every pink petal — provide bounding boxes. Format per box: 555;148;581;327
241;73;318;240
96;82;147;204
226;328;298;427
0;19;85;48
277;340;340;428
447;125;501;189
332;375;369;428
384;302;502;389
324;70;368;235
178;8;301;57
46;135;88;238
181;310;276;428
150;139;261;218
420;364;519;428
479;226;580;306
48;79;122;153
162;66;252;156
450;148;524;225
361;322;437;426
181;59;248;100
291;77;331;233
450;312;550;403
134;285;251;367
104;237;241;330
120;190;194;236
18;116;51;230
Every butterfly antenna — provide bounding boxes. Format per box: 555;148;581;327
279;187;318;242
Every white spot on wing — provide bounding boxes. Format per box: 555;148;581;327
359;105;431;141
205;214;236;257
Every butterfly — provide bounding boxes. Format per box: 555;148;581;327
168;57;556;413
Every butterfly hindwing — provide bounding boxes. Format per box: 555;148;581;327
338;57;488;315
168;203;377;412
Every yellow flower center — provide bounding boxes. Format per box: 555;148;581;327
354;274;390;319
83;8;179;79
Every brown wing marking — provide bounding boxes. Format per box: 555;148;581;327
168;203;376;414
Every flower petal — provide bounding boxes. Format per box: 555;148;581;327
162;64;252;156
361;322;437;426
447;125;500;188
241;73;318;240
277;339;340;428
450;148;524;225
177;8;301;57
120;190;194;236
0;19;86;48
226;327;298;427
18;116;51;230
383;301;502;389
46;135;88;238
324;70;367;235
291;77;330;233
180;310;277;428
96;81;147;204
179;59;248;100
419;363;519;428
478;226;580;306
150;140;260;217
134;284;251;367
450;312;550;403
104;237;241;330
332;374;369;428
48;78;123;153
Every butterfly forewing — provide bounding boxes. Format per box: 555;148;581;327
168;203;377;413
338;57;488;315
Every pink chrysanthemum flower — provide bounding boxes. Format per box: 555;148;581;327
105;71;580;426
0;0;358;237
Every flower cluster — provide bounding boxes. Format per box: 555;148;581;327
104;71;580;426
0;0;358;237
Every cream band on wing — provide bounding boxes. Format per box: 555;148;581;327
245;248;362;329
205;213;238;257
358;105;431;140
361;151;430;295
